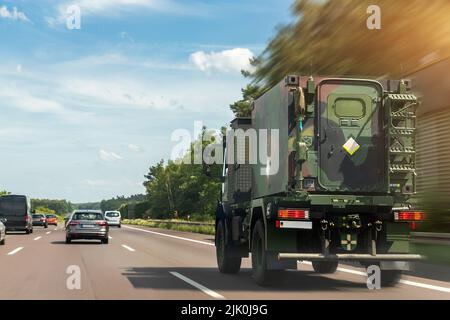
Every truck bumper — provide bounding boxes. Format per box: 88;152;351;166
278;253;423;261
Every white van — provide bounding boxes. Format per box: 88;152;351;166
104;211;121;227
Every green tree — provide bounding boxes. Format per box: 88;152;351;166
143;128;222;219
250;0;450;89
34;206;56;214
229;84;263;117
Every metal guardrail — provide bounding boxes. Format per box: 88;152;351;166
411;232;450;246
145;219;215;227
126;220;450;245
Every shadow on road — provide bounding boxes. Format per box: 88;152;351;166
51;240;103;245
121;267;364;292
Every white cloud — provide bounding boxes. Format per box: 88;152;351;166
128;144;142;152
50;0;209;25
189;48;255;74
16;64;22;73
0;6;29;22
99;149;123;161
82;179;108;187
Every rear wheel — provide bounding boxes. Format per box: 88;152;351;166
312;261;338;274
30;228;33;234
381;270;402;287
102;238;109;244
0;237;5;245
251;220;284;286
44;224;48;229
216;220;241;274
65;236;71;244
118;224;121;228
25;228;30;234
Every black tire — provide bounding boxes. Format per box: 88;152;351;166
30;228;33;234
65;236;71;244
251;220;284;286
216;220;241;274
312;261;338;274
118;224;121;228
0;237;5;245
25;228;30;234
44;224;48;229
381;270;402;287
102;238;109;244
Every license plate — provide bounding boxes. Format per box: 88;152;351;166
81;224;96;228
279;220;312;229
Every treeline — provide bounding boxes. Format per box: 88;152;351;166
100;194;146;212
31;199;73;215
118;131;222;220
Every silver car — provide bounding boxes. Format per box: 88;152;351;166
0;217;6;245
65;210;109;244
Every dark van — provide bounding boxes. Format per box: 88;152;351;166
0;195;33;234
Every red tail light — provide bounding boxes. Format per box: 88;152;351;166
69;221;79;226
395;211;426;221
278;209;309;220
97;221;107;226
25;215;28;221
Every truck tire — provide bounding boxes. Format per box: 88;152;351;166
216;220;241;274
312;261;338;274
381;270;402;287
251;220;284;286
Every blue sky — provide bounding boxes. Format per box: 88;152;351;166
0;0;292;203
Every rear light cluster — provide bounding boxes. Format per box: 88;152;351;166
394;211;426;221
277;209;309;220
69;221;79;226
97;221;107;226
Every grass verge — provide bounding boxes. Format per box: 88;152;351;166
122;219;215;235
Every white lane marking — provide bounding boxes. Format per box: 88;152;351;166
34;236;42;241
399;279;450;293
123;225;214;247
7;247;23;255
54;228;58;231
170;272;225;299
46;231;51;234
301;261;450;293
121;244;135;252
108;236;113;239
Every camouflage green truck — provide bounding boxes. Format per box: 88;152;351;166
215;75;424;286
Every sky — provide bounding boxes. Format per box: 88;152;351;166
0;0;292;203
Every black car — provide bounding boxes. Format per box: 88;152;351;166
0;195;33;234
32;214;48;228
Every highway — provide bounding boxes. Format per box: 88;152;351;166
0;224;449;300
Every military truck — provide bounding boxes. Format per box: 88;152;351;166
214;75;424;286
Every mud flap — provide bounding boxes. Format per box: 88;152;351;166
380;261;410;271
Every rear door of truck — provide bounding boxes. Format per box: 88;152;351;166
317;79;387;193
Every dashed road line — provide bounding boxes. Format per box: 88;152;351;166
301;261;450;293
7;247;23;255
108;236;113;239
46;231;51;235
123;225;214;246
33;236;42;241
121;244;135;252
170;272;225;299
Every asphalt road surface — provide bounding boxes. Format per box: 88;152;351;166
0;224;449;300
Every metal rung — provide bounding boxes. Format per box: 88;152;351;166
278;253;423;261
387;94;417;101
389;148;415;154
